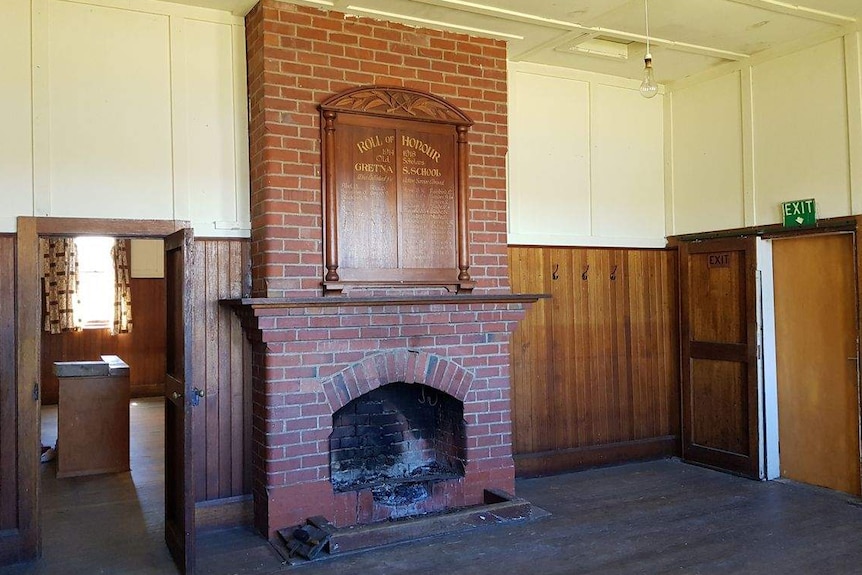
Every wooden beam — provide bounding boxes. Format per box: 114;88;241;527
223;292;549;310
31;217;190;237
723;0;856;27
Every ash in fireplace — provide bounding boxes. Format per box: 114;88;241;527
331;461;457;495
371;482;430;506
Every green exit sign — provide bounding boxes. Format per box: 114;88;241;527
782;199;816;227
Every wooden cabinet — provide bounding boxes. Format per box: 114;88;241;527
55;356;130;478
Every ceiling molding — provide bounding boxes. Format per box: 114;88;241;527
509;60;650;91
723;0;856;27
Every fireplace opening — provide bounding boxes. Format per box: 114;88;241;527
329;382;466;506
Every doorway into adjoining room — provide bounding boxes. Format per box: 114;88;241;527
12;217;203;574
36;233;176;571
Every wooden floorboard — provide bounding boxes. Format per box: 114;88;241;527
271;461;862;575
0;398;277;575
2;403;862;574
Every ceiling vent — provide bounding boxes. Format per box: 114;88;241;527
556;35;634;61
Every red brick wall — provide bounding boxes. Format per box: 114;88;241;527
245;0;510;297
244;0;522;538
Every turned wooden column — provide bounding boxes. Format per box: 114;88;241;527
322;110;339;283
456;125;471;284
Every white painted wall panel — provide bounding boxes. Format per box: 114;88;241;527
45;1;174;219
752;39;850;225
508;69;592;241
508;63;667;247
0;0;35;231
182;19;243;230
591;83;664;241
670;72;745;235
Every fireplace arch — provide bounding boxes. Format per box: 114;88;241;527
319;349;475;414
319;350;477;516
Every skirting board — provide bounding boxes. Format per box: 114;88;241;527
195;495;253;531
514;436;680;478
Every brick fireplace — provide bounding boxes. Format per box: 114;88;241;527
329;380;466;509
237;0;538;539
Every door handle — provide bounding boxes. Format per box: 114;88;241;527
192;387;205;407
171;391;183;400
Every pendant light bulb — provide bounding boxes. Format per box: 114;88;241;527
640;0;657;99
640;53;658;99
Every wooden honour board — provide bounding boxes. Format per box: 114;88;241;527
320;86;474;294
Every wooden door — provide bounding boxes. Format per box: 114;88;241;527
680;237;760;477
164;229;196;574
773;234;861;495
2;222;40;565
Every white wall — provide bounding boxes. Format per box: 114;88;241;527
507;62;666;248
668;33;862;235
0;0;250;236
0;0;35;232
752;39;851;225
669;72;745;235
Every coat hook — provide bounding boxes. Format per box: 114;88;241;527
610;265;618;281
552;263;560;280
582;265;589;281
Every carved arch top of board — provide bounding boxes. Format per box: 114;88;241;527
319;86;473;126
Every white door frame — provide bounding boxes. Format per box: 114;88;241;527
756;237;780;480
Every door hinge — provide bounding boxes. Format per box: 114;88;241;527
33;383;39;402
757;344;762;360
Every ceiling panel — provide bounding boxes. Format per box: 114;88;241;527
162;0;860;82
416;0;637;24
795;0;862;18
593;0;841;54
342;0;571;48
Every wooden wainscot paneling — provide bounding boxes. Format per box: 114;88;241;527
509;246;680;476
191;239;253;508
0;236;17;534
40;243;167;404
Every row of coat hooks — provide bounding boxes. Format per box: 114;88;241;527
551;263;620;282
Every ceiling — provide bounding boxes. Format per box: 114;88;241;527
177;0;861;84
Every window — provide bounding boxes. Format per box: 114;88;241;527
74;236;115;329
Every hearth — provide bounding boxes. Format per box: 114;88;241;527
330;382;466;511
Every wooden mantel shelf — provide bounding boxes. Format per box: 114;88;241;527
221;293;549;310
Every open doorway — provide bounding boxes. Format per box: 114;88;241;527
11;217;199;573
36;235;177;570
11;217;252;573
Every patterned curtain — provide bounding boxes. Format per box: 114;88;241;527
111;239;133;335
41;238;80;334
